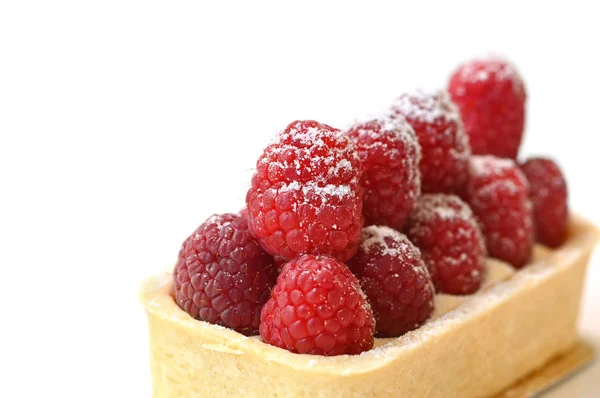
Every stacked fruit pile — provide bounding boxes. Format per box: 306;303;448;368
172;57;569;356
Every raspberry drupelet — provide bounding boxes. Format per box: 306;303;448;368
260;255;375;356
520;157;569;248
405;194;485;295
448;58;527;159
348;226;434;337
173;213;277;335
346;114;421;230
389;89;471;194
466;156;534;268
246;120;364;262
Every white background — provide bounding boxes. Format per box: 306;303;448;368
1;1;599;397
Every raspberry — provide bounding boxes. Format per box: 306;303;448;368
246;120;364;262
520;157;569;247
260;255;375;356
273;255;288;269
173;213;277;335
389;89;470;194
466;156;533;268
405;194;485;295
348;226;434;337
448;58;527;159
346;115;421;230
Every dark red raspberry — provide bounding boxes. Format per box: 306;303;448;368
348;226;434;337
466;156;533;268
405;194;485;295
346;115;421;230
173;213;277;335
246;120;364;262
273;255;288;269
389;89;470;194
448;58;527;159
260;255;375;356
520;157;569;247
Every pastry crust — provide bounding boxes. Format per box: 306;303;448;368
140;214;598;398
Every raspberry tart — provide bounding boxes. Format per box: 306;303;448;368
140;57;598;397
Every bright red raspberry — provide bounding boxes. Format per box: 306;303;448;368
448;58;526;159
389;89;470;194
260;255;375;356
246;120;364;262
466;156;534;268
405;194;485;295
348;226;434;337
520;157;569;247
173;213;277;335
346;115;421;230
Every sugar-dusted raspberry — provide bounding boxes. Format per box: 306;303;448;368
348;226;434;337
246;120;364;262
173;213;277;335
389;89;471;194
260;255;375;356
448;58;527;159
405;194;485;295
520;157;569;247
466;156;533;268
346;114;421;230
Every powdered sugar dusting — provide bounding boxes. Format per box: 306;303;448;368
360;226;425;271
409;194;474;224
361;225;403;256
346;112;420;156
449;123;471;162
391;89;461;124
202;213;236;234
457;56;525;96
469;155;516;178
269;121;357;163
328;159;352;177
279;121;350;148
205;214;223;225
278;180;352;199
263;120;362;204
303;183;351;198
278;181;301;193
282;125;326;148
479;179;523;196
469;156;530;196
